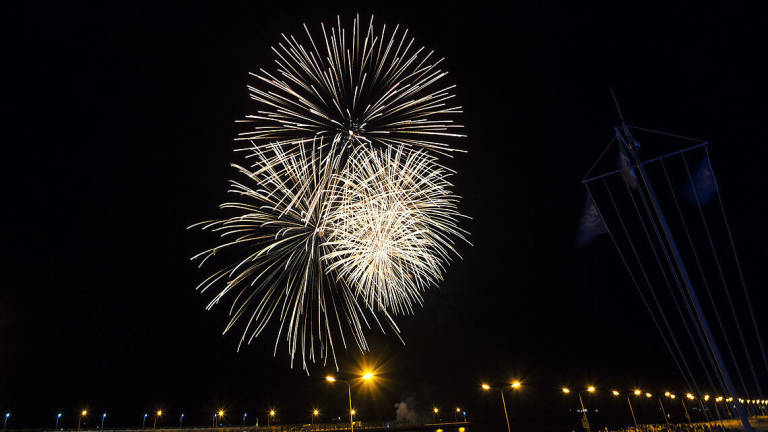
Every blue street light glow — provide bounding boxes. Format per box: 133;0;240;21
58;414;62;418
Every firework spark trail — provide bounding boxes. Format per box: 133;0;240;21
191;142;402;371
192;15;468;372
236;15;465;162
324;146;469;315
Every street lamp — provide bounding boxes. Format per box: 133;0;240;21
611;390;638;428
562;386;594;432
55;413;62;430
267;410;275;427
101;413;107;430
143;414;148;429
78;410;88;432
153;410;162;431
3;413;10;432
311;409;319;425
325;371;375;432
242;413;247;427
179;414;184;429
432;407;439;423
481;382;520;432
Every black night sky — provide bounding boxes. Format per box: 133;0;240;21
5;2;768;432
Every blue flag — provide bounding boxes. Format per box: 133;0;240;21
619;152;639;190
578;194;608;245
681;154;717;205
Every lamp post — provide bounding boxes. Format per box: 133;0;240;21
212;414;216;428
267;410;275;427
153;410;162;431
143;414;148;429
562;386;595;432
78;410;87;432
611;390;638;428
55;413;62;430
179;414;184;429
325;371;375;432
683;394;694;423
454;408;460;423
216;410;224;428
482;381;521;432
242;413;247;427
3;413;10;432
312;410;319;425
101;413;107;430
432;408;439;423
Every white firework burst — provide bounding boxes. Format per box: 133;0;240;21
323;146;469;315
192;15;470;373
237;15;464;161
190;142;399;371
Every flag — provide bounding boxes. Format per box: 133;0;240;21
578;194;608;245
619;152;639;190
681;154;717;205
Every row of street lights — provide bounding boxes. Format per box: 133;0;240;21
479;381;768;432
430;407;468;423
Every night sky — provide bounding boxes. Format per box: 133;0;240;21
5;2;768;431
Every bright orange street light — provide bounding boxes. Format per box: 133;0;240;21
481;383;511;432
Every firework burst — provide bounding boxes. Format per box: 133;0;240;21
324;146;469;315
237;15;464;161
191;142;400;370
192;15;469;372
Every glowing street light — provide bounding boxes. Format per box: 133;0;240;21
511;381;522;389
645;393;653;398
55;413;63;430
311;409;319;425
143;413;148;429
610;390;638;428
562;386;595;432
481;383;512;432
432;407;439;423
179;414;184;429
242;413;248;427
325;371;375;432
267;410;276;427
634;389;642;396
4;413;10;432
77;410;87;432
680;394;693;423
153;410;162;431
101;413;107;430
